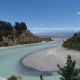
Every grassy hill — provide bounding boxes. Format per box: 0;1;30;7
63;32;80;51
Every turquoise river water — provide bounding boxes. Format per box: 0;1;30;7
0;39;63;80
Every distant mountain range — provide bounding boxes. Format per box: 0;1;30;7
35;31;76;38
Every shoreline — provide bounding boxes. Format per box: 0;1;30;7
0;41;54;51
20;44;58;76
21;46;80;74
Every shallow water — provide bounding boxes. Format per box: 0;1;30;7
0;40;62;80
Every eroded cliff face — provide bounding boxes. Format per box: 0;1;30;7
0;30;40;46
16;30;39;44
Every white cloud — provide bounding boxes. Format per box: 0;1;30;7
76;12;80;15
28;27;80;33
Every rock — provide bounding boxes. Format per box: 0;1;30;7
0;30;40;46
7;75;22;80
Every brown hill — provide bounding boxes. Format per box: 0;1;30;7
0;29;40;46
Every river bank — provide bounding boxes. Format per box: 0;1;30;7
21;46;80;74
0;41;52;51
0;40;62;80
0;38;64;80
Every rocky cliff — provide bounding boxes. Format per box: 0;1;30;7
0;21;52;46
0;29;40;46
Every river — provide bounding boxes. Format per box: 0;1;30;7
0;39;63;80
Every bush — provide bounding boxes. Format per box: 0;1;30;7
58;55;80;80
63;32;80;51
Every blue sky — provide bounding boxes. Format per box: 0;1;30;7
0;0;80;33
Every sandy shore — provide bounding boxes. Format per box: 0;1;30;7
22;46;80;72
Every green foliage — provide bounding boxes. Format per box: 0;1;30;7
58;55;80;80
0;21;27;37
63;32;80;50
14;22;27;35
0;20;39;45
14;22;27;31
40;75;43;80
0;21;13;36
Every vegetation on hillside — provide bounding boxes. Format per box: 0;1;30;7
58;55;80;80
0;21;27;37
63;32;80;50
0;20;52;46
0;20;39;46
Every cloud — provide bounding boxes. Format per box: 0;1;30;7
76;12;80;15
29;27;80;33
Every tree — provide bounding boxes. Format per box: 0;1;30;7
40;75;43;80
57;55;80;80
6;22;13;31
0;21;13;37
63;32;80;51
14;22;27;31
20;22;27;30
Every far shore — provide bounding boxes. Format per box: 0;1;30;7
0;41;54;51
21;45;80;73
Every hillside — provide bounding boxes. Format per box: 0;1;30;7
63;32;80;51
0;21;40;46
35;31;74;38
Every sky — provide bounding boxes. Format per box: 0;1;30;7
0;0;80;33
